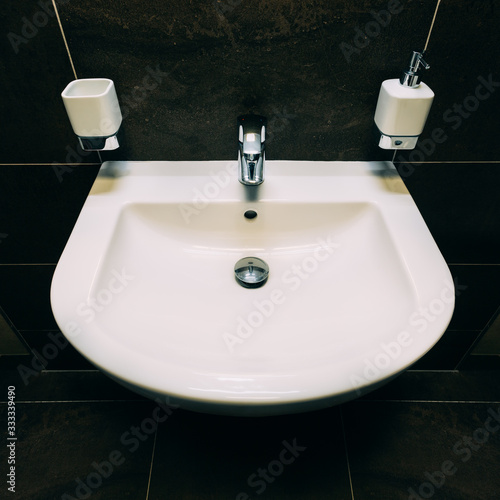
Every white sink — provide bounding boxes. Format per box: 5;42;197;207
51;161;454;415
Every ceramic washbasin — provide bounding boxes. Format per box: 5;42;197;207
51;161;454;415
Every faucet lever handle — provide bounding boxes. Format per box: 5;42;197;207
237;115;267;144
237;114;267;186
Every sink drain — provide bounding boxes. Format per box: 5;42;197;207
244;210;258;220
234;257;269;288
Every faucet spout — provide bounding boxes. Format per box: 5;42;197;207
238;115;267;186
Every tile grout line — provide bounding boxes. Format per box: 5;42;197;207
352;400;500;404
145;422;159;499
423;0;442;53
407;369;458;372
447;263;500;266
2;399;500;405
0;263;57;266
52;0;78;80
0;163;101;166
0;399;149;404
340;407;355;500
393;161;500;164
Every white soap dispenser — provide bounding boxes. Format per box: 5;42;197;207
374;51;434;150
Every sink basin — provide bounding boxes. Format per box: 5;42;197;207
51;161;454;415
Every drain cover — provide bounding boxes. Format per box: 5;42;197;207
234;257;269;288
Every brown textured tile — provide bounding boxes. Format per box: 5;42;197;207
57;0;436;162
0;401;157;499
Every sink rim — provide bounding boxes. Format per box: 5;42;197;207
51;160;454;410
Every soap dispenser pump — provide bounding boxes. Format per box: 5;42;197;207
374;51;434;150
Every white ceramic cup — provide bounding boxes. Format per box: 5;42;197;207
61;79;122;137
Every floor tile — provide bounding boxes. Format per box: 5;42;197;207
0;401;156;499
343;401;500;500
149;406;352;500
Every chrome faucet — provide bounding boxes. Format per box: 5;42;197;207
238;115;267;185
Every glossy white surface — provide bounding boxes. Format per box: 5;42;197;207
51;161;454;415
374;79;434;136
61;79;122;137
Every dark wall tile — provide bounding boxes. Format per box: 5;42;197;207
57;0;437;161
413;329;480;370
404;1;500;162
397;163;500;264
448;265;500;331
473;304;500;355
0;164;100;264
0;2;99;163
19;330;94;370
0;265;58;330
462;354;500;370
0;305;29;355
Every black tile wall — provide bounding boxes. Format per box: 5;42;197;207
412;329;479;371
0;265;57;331
1;0;500;371
399;0;500;162
446;265;500;331
19;330;95;370
0;2;99;164
396;163;500;264
0;165;100;264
